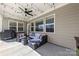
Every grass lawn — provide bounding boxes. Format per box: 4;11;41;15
76;48;79;56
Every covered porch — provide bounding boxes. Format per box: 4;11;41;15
0;3;79;56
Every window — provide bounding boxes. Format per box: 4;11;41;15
31;23;34;31
46;18;54;32
9;21;17;32
35;20;44;31
9;21;24;32
18;22;24;32
29;15;55;33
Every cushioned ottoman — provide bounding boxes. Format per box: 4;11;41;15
28;42;38;49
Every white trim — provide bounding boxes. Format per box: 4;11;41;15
27;24;29;35
43;18;46;32
54;14;55;34
0;14;3;32
17;22;18;32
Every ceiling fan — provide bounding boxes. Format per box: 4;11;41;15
19;7;33;16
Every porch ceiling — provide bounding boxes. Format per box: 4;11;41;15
0;3;66;21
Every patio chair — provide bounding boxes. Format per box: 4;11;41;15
28;33;47;49
1;30;16;40
17;32;28;45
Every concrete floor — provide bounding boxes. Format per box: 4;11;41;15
0;39;76;56
36;43;76;56
0;40;41;56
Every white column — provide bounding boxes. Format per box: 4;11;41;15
0;14;2;32
43;18;46;32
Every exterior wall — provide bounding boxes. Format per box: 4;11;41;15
28;3;79;50
49;3;79;50
2;17;27;33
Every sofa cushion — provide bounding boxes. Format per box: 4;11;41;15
29;38;41;42
29;32;35;39
35;33;41;39
29;32;35;36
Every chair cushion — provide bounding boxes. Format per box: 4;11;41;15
29;32;35;36
35;33;41;39
29;32;35;39
29;33;42;39
30;38;41;42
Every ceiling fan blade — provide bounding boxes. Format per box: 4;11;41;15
19;7;33;16
28;10;32;12
27;13;33;16
30;14;33;16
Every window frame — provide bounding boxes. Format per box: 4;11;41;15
45;14;55;34
35;19;44;32
8;20;17;32
8;20;24;32
18;22;24;32
28;14;55;34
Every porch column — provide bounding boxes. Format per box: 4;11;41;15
0;14;2;32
